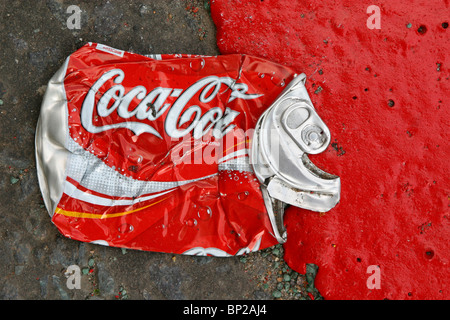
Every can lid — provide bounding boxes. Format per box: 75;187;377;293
251;74;341;243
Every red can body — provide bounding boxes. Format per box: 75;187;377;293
37;43;297;255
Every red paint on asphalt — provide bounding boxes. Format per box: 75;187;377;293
211;0;449;299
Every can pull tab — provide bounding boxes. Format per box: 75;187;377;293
282;102;331;155
251;74;341;244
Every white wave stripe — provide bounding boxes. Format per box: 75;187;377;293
218;159;253;173
63;179;176;207
66;136;217;198
217;149;253;173
218;149;249;164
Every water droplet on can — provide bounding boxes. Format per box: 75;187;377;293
271;74;285;87
185;218;198;227
118;223;134;234
197;206;212;221
189;58;205;71
237;191;249;201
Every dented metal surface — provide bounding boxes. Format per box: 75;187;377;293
251;74;341;243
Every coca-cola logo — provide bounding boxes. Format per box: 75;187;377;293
80;69;263;140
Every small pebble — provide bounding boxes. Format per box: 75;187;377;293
272;290;282;298
10;177;19;184
314;86;323;94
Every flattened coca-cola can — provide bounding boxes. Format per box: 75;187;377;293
36;43;340;256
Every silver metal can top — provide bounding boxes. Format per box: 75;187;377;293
251;74;341;243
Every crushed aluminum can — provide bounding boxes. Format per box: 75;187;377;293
35;43;340;256
251;74;341;243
